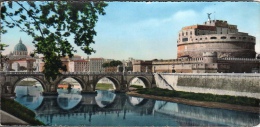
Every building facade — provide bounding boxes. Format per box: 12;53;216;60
88;58;105;72
132;60;153;72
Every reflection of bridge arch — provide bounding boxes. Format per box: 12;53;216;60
128;76;152;89
94;76;120;91
55;76;85;91
125;97;156;115
15;95;44;110
95;91;116;108
34;93;156;117
35;96;84;114
57;94;83;110
12;77;47;94
127;96;149;107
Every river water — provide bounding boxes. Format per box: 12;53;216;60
14;86;259;126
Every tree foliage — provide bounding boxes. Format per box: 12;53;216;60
0;43;9;71
102;60;122;68
1;1;107;80
0;43;9;51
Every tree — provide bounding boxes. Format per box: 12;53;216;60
0;43;9;71
102;60;122;68
102;62;110;68
1;1;107;80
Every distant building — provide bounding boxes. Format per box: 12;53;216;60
123;58;133;72
73;60;88;72
88;58;105;72
5;38;38;72
104;66;117;72
132;60;153;72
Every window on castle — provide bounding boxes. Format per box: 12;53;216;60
182;38;188;42
221;36;226;39
243;37;247;40
210;37;217;39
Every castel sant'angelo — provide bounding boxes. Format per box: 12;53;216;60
152;14;260;73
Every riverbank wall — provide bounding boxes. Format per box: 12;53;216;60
154;73;260;99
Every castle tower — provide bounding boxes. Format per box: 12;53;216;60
203;52;217;63
177;18;256;59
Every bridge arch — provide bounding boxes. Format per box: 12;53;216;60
54;76;85;92
128;76;152;89
94;76;121;91
12;76;47;94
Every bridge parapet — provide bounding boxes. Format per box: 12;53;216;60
61;72;154;76
1;72;44;75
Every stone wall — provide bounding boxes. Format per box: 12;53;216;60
155;73;260;99
177;41;255;58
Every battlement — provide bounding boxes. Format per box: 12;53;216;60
218;58;260;61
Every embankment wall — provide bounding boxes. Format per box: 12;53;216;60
155;73;260;99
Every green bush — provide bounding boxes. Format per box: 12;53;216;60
1;98;45;126
136;87;260;107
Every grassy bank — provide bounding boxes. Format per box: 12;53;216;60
135;87;259;107
130;85;143;89
1;98;45;126
96;83;114;90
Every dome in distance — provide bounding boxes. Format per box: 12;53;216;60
14;38;27;52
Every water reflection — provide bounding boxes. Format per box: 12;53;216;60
57;94;82;110
95;90;116;108
15;85;44;110
128;96;144;106
14;87;259;126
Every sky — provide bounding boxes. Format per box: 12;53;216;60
1;2;260;60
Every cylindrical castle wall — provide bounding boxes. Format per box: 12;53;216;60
178;42;256;58
177;34;256;58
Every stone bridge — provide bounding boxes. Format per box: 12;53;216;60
0;72;155;95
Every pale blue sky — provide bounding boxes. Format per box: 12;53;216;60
2;2;260;60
